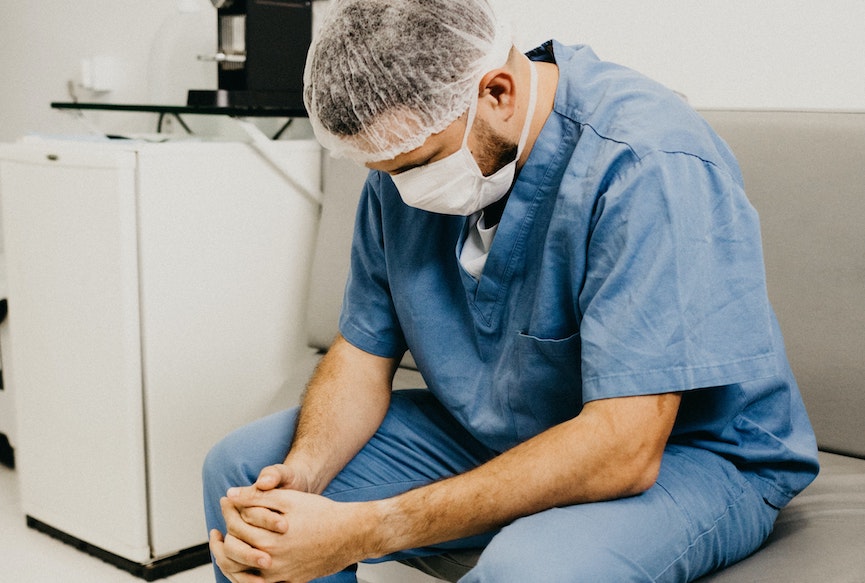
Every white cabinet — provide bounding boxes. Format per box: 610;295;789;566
0;137;321;578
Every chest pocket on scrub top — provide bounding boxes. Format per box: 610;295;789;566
506;330;583;442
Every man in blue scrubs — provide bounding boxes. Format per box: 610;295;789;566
204;1;819;581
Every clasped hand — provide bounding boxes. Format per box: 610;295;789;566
209;464;375;583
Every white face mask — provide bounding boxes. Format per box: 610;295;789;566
392;62;539;216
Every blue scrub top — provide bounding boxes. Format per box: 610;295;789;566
338;41;818;508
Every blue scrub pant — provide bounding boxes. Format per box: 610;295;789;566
203;390;778;582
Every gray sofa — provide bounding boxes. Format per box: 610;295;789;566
304;110;865;582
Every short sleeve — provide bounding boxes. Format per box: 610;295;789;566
579;151;777;401
338;172;408;358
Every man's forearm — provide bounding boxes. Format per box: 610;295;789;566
368;392;681;558
286;334;398;494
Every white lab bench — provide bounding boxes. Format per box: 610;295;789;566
0;135;321;579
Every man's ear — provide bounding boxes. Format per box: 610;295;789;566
477;69;517;122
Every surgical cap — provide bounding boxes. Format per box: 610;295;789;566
303;0;513;164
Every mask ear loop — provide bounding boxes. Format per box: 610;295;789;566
461;96;480;150
514;61;539;159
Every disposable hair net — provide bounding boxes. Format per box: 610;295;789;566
303;0;513;164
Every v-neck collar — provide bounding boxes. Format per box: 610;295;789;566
453;41;576;328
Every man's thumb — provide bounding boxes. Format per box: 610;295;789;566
254;464;289;490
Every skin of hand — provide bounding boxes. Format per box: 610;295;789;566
209;462;335;583
210;486;379;583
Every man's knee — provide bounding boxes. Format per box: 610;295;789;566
202;408;301;492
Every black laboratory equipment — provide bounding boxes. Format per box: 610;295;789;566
188;0;312;113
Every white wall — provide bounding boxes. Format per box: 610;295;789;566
2;0;864;144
